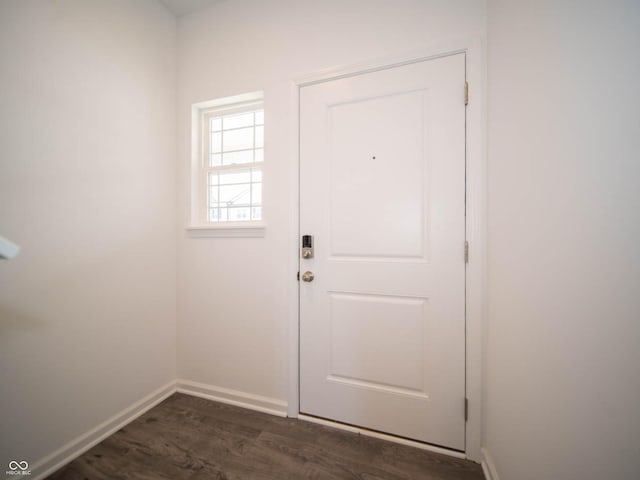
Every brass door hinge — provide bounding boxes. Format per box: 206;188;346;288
464;81;469;106
465;398;469;421
464;241;469;263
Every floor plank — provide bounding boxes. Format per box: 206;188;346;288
47;393;484;480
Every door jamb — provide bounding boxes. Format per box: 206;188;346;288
287;37;485;463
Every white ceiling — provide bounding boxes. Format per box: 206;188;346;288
159;0;226;17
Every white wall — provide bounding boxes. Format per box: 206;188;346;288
176;0;486;405
485;1;640;478
0;0;177;471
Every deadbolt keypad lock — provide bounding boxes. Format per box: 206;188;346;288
301;235;314;259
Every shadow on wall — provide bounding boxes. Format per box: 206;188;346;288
0;305;44;334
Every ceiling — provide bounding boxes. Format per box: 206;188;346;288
159;0;226;17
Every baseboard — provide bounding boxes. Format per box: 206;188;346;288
28;381;177;480
176;379;288;417
481;446;500;480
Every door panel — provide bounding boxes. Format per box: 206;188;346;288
328;90;425;258
328;293;427;394
300;53;466;450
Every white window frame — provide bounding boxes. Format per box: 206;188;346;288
188;91;265;237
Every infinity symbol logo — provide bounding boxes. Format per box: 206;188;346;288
8;461;29;471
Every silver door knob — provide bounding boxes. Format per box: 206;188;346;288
301;271;314;282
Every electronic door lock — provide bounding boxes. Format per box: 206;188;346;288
301;235;314;259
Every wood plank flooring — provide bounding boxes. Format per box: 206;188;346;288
47;393;484;480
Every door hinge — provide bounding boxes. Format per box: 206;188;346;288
297;271;300;282
464;241;469;263
465;398;469;421
464;81;469;106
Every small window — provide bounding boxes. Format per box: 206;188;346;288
205;107;263;222
190;92;264;235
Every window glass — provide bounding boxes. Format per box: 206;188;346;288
203;107;263;223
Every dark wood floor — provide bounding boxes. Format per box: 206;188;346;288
47;393;484;479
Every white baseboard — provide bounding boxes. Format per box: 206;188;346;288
298;414;466;459
176;379;288;418
481;446;500;480
29;381;177;480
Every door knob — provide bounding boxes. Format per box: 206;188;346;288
301;271;315;282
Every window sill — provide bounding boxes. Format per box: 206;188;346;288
186;222;266;238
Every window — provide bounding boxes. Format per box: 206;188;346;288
189;92;264;236
205;107;263;222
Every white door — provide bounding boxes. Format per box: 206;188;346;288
299;54;467;450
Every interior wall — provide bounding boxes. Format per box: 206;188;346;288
485;1;640;478
176;0;486;406
0;0;177;470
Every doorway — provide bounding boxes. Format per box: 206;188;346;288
298;53;467;450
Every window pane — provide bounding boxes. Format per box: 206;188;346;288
251;167;262;182
219;184;251;206
255;110;264;125
208;172;219;186
228;207;251;221
224;111;254;130
222;149;253;165
255;126;264;148
254;148;264;163
223;127;254;151
211;132;222;153
210;117;222;132
208;187;219;206
209;208;222;221
251;183;262;204
209;153;222;166
251;206;262;220
219;169;251;185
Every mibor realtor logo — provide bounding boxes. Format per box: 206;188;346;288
6;461;31;476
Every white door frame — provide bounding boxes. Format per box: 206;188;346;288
286;37;485;462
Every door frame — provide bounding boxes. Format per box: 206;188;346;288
287;37;485;462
